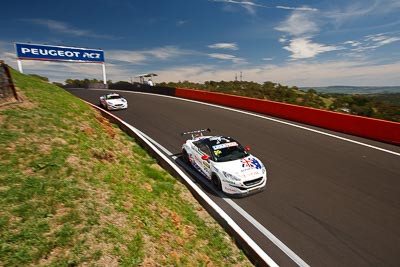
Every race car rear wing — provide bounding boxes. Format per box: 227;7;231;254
181;128;211;139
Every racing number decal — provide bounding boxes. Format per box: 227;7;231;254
203;160;211;174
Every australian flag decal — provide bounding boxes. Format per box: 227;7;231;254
241;157;262;169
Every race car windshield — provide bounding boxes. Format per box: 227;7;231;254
212;141;249;162
107;95;122;99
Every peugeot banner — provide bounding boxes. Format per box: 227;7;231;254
15;43;104;63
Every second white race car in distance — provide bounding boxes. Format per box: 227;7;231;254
181;129;267;196
99;93;128;111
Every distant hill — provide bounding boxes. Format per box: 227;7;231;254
301;86;400;94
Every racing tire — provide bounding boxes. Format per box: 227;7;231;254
182;150;191;165
212;174;222;191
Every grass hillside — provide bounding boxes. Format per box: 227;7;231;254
0;69;253;267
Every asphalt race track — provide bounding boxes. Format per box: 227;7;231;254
67;88;400;267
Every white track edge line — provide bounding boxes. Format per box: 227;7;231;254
126;123;279;267
138;129;310;267
223;198;310;267
86;102;280;267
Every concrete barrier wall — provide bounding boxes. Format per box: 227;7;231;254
175;88;400;145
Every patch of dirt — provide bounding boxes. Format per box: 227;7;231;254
96;115;116;138
91;147;115;162
0;88;35;110
142;183;153;192
80;126;95;135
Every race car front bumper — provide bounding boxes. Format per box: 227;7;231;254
107;103;128;110
221;175;267;196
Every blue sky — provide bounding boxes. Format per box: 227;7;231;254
1;0;400;87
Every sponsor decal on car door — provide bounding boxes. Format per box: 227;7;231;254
195;144;212;179
201;157;211;179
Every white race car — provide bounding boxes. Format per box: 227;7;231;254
99;93;128;110
181;129;267;196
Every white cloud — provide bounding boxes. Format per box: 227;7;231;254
0;42;15;63
324;0;400;28
176;20;188;26
208;53;236;60
2;39;399;87
4;52;400;87
283;38;344;59
20;18;119;39
210;0;318;13
106;46;189;63
209;0;264;14
144;46;187;60
276;6;318;12
325;2;377;24
345;32;400;53
154;65;219;83
344;40;362;47
208;42;239;50
210;0;265;8
279;37;288;43
26;19;87;36
151;60;400;87
275;12;319;36
375;0;400;14
261;60;400;87
365;33;400;46
275;9;350;60
106;50;147;64
273;1;400;62
207;53;245;64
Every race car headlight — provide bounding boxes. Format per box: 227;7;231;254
223;171;241;182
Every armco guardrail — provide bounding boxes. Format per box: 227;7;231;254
175;88;400;145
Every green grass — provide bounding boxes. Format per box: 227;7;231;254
0;69;253;266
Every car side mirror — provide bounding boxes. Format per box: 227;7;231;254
201;155;210;160
245;146;250;151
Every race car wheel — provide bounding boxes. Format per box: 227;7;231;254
212;174;222;191
182;150;190;165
